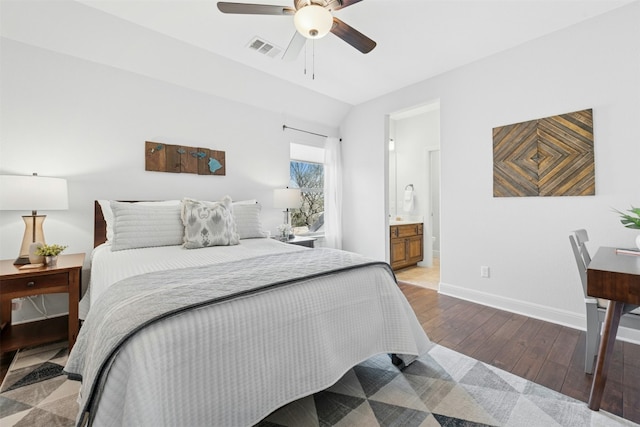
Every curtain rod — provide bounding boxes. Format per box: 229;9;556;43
282;125;342;142
282;125;327;138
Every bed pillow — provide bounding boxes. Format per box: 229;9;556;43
110;201;184;251
98;200;181;243
182;197;240;248
232;199;257;205
232;202;269;239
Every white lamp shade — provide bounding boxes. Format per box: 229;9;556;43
273;188;301;209
294;5;333;39
0;175;69;211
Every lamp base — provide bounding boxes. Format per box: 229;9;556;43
16;214;47;264
13;256;31;266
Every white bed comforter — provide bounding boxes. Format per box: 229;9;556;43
85;238;303;308
68;241;430;427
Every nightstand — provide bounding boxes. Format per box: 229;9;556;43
281;236;316;248
0;253;84;353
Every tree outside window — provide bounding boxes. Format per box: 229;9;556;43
290;160;324;233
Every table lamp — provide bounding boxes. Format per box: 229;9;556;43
273;188;301;226
0;173;69;264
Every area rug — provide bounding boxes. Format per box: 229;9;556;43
0;341;635;427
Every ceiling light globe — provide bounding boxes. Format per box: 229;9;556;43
294;5;333;39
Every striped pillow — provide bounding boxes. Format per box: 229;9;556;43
233;202;268;239
110;201;183;251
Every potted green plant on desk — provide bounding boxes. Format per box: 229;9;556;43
616;206;640;249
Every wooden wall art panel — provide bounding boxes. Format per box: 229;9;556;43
145;141;226;176
493;109;594;197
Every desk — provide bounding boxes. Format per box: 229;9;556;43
586;247;640;410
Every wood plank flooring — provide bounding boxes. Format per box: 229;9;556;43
399;282;640;424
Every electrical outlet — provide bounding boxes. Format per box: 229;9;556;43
480;266;490;278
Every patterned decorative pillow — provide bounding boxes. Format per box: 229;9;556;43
182;197;240;248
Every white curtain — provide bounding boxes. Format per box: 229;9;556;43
323;137;342;249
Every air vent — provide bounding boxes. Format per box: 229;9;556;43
247;37;282;59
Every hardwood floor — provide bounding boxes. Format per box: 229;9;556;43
399;283;640;424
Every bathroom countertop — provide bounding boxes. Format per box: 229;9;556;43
389;220;423;226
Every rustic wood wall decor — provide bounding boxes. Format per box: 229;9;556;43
145;141;226;176
493;109;594;197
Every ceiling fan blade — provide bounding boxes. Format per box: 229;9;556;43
329;0;364;12
330;17;376;54
217;2;295;15
282;31;306;61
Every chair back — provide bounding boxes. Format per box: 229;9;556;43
573;229;591;265
569;229;591;296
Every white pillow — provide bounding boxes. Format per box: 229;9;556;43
181;197;240;248
110;201;184;251
232;199;257;205
233;202;269;239
98;200;180;243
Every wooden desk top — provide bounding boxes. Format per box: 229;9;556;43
587;247;640;305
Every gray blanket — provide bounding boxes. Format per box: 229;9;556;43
64;248;391;425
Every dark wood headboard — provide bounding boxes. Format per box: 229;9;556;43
94;201;107;248
94;200;141;248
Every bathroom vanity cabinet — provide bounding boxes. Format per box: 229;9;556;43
390;223;423;271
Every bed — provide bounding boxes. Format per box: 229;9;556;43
65;198;431;426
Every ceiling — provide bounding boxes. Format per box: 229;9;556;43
70;0;632;106
0;0;632;110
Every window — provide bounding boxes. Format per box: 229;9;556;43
289;143;324;236
290;160;324;234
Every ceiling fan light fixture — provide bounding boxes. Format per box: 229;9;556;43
294;5;333;39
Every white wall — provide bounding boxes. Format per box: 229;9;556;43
392;112;440;215
0;38;339;321
341;3;640;340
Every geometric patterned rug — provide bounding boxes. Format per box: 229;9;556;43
0;341;79;426
1;341;636;427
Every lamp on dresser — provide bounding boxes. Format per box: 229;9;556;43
0;173;69;264
273;187;301;226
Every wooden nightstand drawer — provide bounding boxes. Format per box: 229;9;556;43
1;272;69;294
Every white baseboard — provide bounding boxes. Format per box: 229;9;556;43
439;282;640;345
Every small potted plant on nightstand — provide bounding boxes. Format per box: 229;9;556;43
36;244;68;266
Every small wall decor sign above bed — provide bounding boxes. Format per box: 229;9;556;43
492;108;594;197
145;141;226;176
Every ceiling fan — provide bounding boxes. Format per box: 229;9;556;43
217;0;376;61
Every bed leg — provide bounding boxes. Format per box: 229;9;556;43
389;353;406;370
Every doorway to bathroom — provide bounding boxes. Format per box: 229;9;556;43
387;100;441;289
